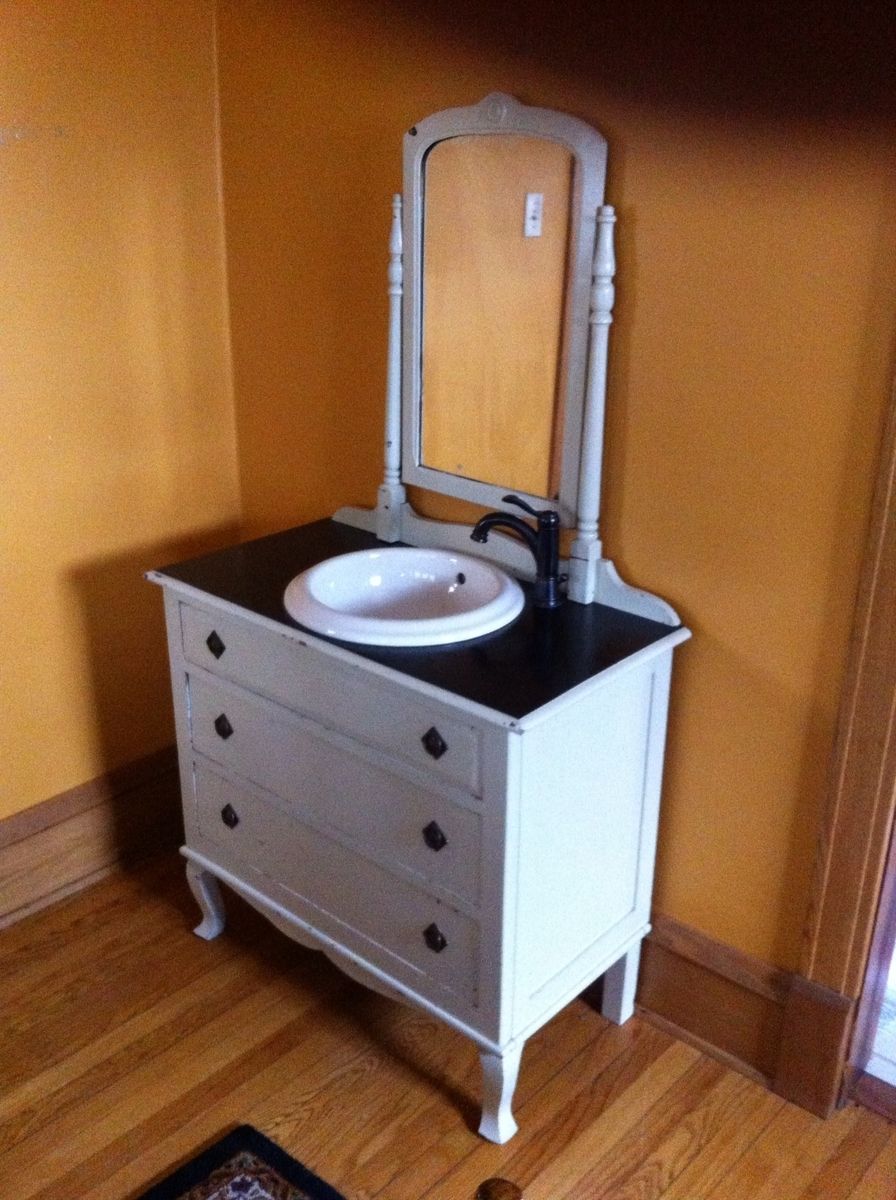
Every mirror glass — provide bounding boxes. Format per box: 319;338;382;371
420;135;573;500
401;95;607;527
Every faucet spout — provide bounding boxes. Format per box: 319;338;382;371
471;512;538;553
471;495;563;609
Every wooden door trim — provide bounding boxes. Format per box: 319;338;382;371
777;379;896;1112
847;817;896;1082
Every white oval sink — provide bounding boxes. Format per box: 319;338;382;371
283;547;524;647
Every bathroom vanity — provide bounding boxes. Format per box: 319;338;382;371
150;94;689;1142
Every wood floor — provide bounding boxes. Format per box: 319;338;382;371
1;855;894;1200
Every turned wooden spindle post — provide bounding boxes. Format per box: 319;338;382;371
376;193;407;542
568;204;616;603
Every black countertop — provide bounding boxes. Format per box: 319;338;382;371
155;519;679;720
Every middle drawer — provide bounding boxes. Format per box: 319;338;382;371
189;674;482;906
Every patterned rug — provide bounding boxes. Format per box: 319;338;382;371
135;1125;347;1200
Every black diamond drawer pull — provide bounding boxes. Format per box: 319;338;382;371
220;803;239;829
205;630;226;659
422;820;448;852
421;726;448;759
423;922;448;953
214;713;234;740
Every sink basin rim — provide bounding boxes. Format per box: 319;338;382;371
283;546;524;647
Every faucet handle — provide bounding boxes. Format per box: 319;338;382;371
502;493;538;516
502;495;559;525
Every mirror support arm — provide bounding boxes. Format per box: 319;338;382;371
569;205;616;604
376;193;407;543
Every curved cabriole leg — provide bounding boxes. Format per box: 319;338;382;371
186;861;226;941
600;943;642;1025
478;1042;524;1144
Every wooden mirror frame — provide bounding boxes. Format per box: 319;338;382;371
400;93;608;528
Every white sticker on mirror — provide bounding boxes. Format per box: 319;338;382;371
524;192;543;237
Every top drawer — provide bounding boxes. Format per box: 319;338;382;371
179;602;482;794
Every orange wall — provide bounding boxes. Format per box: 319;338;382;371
0;1;239;820
216;0;896;969
7;0;887;977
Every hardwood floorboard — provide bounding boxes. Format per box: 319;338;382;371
702;1103;864;1200
846;1132;896;1198
88;988;383;1200
519;1041;702;1199
1;855;893;1200
797;1107;895;1200
417;1022;674;1200
581;1069;770;1200
0;954;289;1155
0;855;185;986
10;976;330;1198
654;1078;783;1200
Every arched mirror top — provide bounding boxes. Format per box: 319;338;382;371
401;93;609;527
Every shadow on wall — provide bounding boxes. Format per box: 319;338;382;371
376;0;896;122
66;522;240;857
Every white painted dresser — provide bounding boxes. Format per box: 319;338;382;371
150;518;688;1142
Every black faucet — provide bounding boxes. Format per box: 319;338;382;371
471;495;564;609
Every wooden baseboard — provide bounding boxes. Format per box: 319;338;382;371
0;746;182;928
774;974;856;1116
849;1068;896;1122
638;913;856;1117
638;913;789;1085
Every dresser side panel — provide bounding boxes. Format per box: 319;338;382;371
512;652;673;1030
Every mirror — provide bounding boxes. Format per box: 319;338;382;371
401;93;608;527
420;134;573;500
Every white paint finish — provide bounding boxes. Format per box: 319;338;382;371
181;845;506;1052
600;943;642;1024
479;1042;524;1143
193;763;481;1009
180;601;483;792
334;503;378;535
570;206;616;565
514;667;654;1013
593;559;682;625
188;674;483;906
473;726;520;1047
628;652;675;922
159;576;683;1141
185;860;226;941
400;94;607;527
377;194;407;544
162;589;206;850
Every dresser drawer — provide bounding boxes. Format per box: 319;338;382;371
192;763;479;1006
180;602;481;793
189;675;482;904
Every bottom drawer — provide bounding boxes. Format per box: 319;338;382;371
192;762;479;1007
